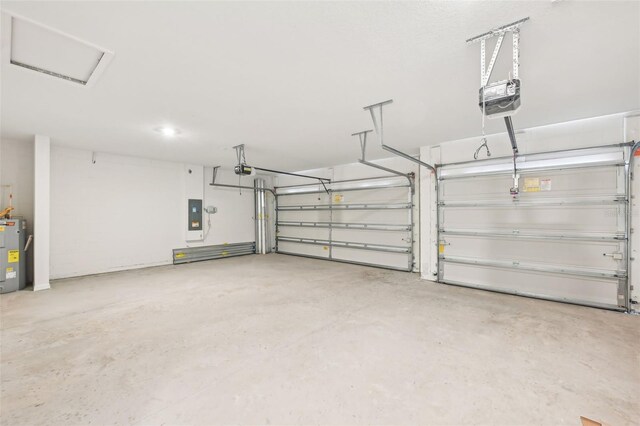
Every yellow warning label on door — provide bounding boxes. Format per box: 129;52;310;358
6;267;13;273
438;244;445;254
334;194;344;203
0;226;4;232
523;178;541;192
8;250;19;263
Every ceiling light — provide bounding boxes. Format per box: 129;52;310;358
155;126;180;137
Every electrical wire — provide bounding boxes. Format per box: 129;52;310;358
203;211;213;240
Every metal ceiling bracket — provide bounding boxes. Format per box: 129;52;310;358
230;144;331;193
353;130;374;161
212;165;220;184
468;18;528;194
351;129;411;179
362;100;436;174
233;144;247;166
467;17;529;87
481;33;504;87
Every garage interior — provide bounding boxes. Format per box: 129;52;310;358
1;1;639;425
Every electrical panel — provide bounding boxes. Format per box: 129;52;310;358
188;199;203;231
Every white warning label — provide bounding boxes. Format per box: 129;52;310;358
540;178;552;191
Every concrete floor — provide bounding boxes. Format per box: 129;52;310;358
1;254;638;425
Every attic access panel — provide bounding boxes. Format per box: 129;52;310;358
4;13;114;86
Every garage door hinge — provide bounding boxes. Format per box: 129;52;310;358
603;252;624;261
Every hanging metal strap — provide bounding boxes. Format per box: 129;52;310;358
351;129;411;179
363;100;436;174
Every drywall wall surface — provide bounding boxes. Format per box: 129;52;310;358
49;148;260;279
0;138;35;282
50;147;184;279
0;139;34;226
201;166;257;247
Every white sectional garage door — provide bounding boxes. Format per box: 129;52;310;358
437;145;630;311
276;176;414;271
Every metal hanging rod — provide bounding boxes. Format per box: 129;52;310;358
210;166;276;195
504;116;518;153
231;144;330;193
504;116;520;196
351;129;412;179
363;99;436;174
276;183;411;196
276;174;406;189
251;166;330;183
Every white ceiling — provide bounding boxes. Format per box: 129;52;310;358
1;1;639;171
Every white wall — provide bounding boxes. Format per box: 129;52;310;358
50;147;258;279
0;138;35;282
419;111;640;306
202;166;257;247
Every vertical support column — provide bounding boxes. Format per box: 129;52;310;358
33;135;50;291
419;144;440;282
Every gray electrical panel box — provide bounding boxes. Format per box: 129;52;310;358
0;219;27;294
188;199;203;231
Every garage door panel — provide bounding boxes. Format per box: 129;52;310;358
277;241;330;258
442;235;623;271
277;210;331;223
331;210;410;224
441;205;623;233
277;226;330;240
332;187;410;204
332;247;410;271
441;262;620;308
437;146;629;310
441;166;622;202
277;193;330;207
331;229;411;246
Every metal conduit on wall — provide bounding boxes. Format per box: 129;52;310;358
254;178;270;254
